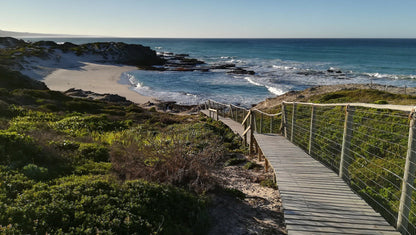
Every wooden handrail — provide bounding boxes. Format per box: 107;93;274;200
283;101;414;112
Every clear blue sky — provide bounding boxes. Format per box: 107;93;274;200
1;0;415;38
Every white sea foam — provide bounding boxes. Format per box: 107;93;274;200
266;86;285;96
272;65;295;70
363;72;416;80
244;77;263;87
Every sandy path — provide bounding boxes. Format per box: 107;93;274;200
44;62;155;104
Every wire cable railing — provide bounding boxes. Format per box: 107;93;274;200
203;99;415;234
282;101;415;235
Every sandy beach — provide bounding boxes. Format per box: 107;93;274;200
43;62;155;104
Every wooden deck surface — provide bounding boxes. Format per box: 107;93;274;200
202;110;399;234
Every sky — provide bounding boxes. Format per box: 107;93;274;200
1;0;415;38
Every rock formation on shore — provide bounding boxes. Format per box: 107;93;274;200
0;37;164;70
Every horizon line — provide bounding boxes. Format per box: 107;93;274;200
15;36;416;40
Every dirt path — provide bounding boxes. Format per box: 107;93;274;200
208;155;287;235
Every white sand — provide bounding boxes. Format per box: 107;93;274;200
44;62;155;104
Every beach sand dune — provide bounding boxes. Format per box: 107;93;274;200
44;62;155;104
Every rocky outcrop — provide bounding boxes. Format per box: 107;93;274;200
227;68;255;75
140;52;258;76
0;37;165;67
64;88;132;105
210;63;236;69
79;42;164;66
0;37;26;48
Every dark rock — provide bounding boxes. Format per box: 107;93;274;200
64;88;133;104
157;101;197;113
176;53;189;57
172;67;195;72
211;63;236;69
327;68;342;73
107;43;165;66
137;65;166;71
0;37;26;48
179;58;205;65
99;94;128;102
64;88;88;97
227;68;255;75
296;71;325;76
33;41;58;48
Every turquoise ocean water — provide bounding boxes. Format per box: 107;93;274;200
25;38;416;106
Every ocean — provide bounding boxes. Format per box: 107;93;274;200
24;38;416;106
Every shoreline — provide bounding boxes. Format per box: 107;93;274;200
43;62;155;104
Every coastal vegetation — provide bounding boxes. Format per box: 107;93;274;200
0;67;244;234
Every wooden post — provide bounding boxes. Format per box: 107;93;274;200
229;105;233;119
308;105;316;155
265;159;269;172
259;113;263;134
243;120;247;146
249;111;255;156
270;116;273;133
253;112;257;133
282;102;288;138
291;102;297;142
339;105;355;181
397;108;416;233
256;141;262;161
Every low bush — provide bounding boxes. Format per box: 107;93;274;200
77;143;109;162
243;161;261;170
110;123;225;193
21;163;49;181
52;114;128;136
260;179;277;189
224;157;246;167
1;175;208;234
74;161;111;175
0;130;40;168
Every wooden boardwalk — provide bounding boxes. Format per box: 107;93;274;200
202;110;399;234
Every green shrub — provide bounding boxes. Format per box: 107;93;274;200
243;161;261;170
77;143;109;162
65;100;103;113
224;157;246;166
374;100;388;104
0;166;34;201
1;175;208;234
0;130;40;168
0;100;9;117
74;161;111;175
49;140;80;151
52;114;128;136
22;164;48;180
260;179;277;189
